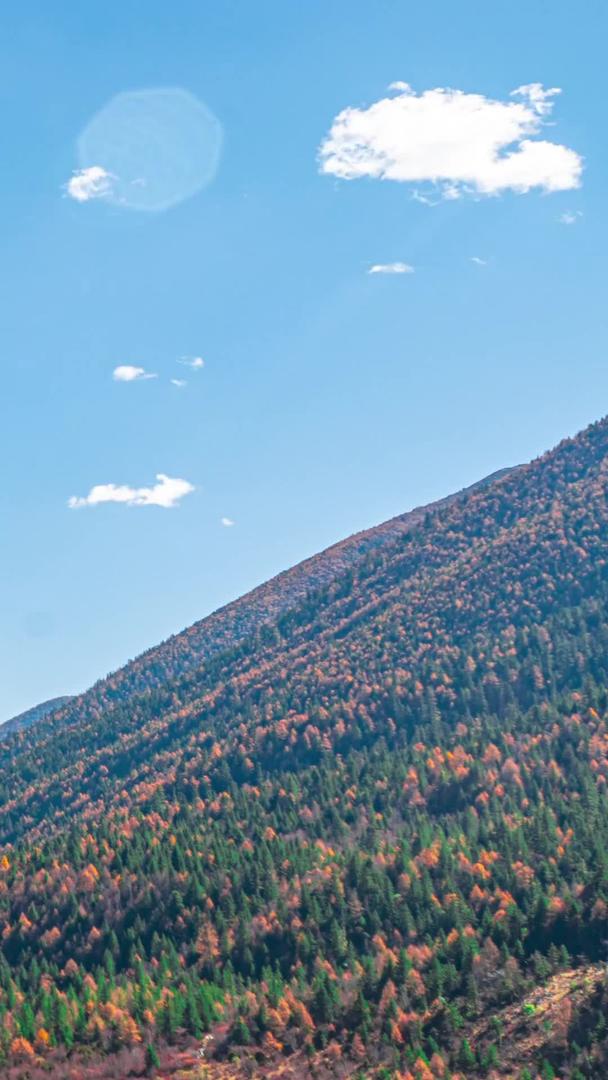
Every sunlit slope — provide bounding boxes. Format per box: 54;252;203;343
1;419;608;1076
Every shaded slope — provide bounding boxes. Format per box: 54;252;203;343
0;695;71;738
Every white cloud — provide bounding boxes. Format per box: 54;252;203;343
66;165;114;203
221;517;235;527
319;81;582;199
171;378;187;388
179;356;205;369
113;365;156;382
471;256;488;266
68;473;195;509
515;83;558;116
412;190;437;206
559;210;582;224
368;262;414;275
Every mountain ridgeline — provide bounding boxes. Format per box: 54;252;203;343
28;464;516;732
0;696;71;739
3;420;608;1077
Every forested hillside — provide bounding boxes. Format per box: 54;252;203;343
3;419;608;1078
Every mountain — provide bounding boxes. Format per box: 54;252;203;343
2;419;608;1077
0;696;71;738
43;464;517;723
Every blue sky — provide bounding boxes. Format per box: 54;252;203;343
1;0;606;721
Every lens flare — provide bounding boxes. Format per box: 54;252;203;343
77;87;223;212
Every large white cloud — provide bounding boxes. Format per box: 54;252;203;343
66;165;115;203
68;473;194;509
319;82;582;199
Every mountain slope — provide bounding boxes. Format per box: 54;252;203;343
0;696;71;738
2;420;608;1077
29;465;516;729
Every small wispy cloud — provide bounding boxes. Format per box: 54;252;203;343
368;262;414;275
412;190;438;207
68;473;194;510
113;365;157;382
470;256;488;266
66;165;115;203
171;378;187;388
559;210;582;225
221;517;235;527
179;356;205;370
